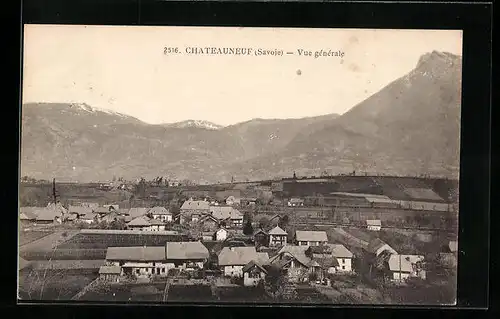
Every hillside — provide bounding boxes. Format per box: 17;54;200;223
20;51;461;183
229;51;462;180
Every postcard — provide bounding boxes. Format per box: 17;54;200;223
19;25;461;305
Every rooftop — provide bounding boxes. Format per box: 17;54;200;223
268;226;287;236
106;246;166;261
366;220;382;226
295;230;328;242
181;200;210;211
166;241;209;260
99;265;121;274
148;206;171;215
218;247;258;266
388;254;413;272
210;206;243;220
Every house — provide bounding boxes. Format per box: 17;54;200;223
288;198;304;207
218;246;261;277
253;229;268;247
80;212;99;224
329;244;354;273
214;227;229;241
225;195;241;206
148;206;173;222
305;244;354;273
268;245;322;283
210;206;244;228
438;253;458;269
165;241;209;271
366;219;382;231
388;254;413;282
34;208;63;224
99;265;122;282
180;199;210;215
294;230;328;246
268;226;288;247
367;238;398;257
19;210;37;222
127;216;165;231
242;260;268;286
197;214;220;231
105;246;168;278
69;205;94;220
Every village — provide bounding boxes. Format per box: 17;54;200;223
18;174;459;304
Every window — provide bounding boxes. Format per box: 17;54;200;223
162;268;165;273
342;266;345;270
136;269;140;274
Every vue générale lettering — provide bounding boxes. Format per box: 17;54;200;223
164;46;345;58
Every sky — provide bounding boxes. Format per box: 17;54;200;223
22;25;462;126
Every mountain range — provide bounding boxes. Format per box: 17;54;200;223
20;51;462;183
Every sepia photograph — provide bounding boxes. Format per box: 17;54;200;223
18;25;461;305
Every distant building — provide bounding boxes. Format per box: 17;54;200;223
242;261;268;287
268;226;288;247
218;246;268;277
103;204;119;211
99;265;122;282
80;202;99;209
148;206;173;222
387;254;425;282
366;220;382;231
288;198;304;207
33;208;63;224
225;195;241;206
127;216;165;231
253;229;268;247
210;206;244;228
294;230;328;246
268;245;322;283
180;199;210;218
367;238;397;257
196;214;220;232
165;241;209;271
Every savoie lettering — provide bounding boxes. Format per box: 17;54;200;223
255;49;283;56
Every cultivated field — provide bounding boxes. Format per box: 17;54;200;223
18;269;98;301
21;248;107;261
167;284;215;302
80;282;166;302
19;231;54;247
56;233;188;250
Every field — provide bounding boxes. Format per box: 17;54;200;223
21;248;107;261
167;284;215;302
56;233;188;249
19;231;53;246
18;269;98;301
79;282;166;302
30;259;105;270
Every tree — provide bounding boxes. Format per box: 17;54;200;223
243;219;254;235
259;217;270;230
278;215;289;229
262;265;298;301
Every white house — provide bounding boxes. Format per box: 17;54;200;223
388;254;412;282
218;246;268;277
165;241;209;271
366;219;382;231
295;230;328;246
268;225;288;247
330;244;354;273
105;246;169;278
127;216;165;231
287;198;304;207
148;206;173;222
214;227;229;241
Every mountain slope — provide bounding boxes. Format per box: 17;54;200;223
20;51;462;183
232;51;462;180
